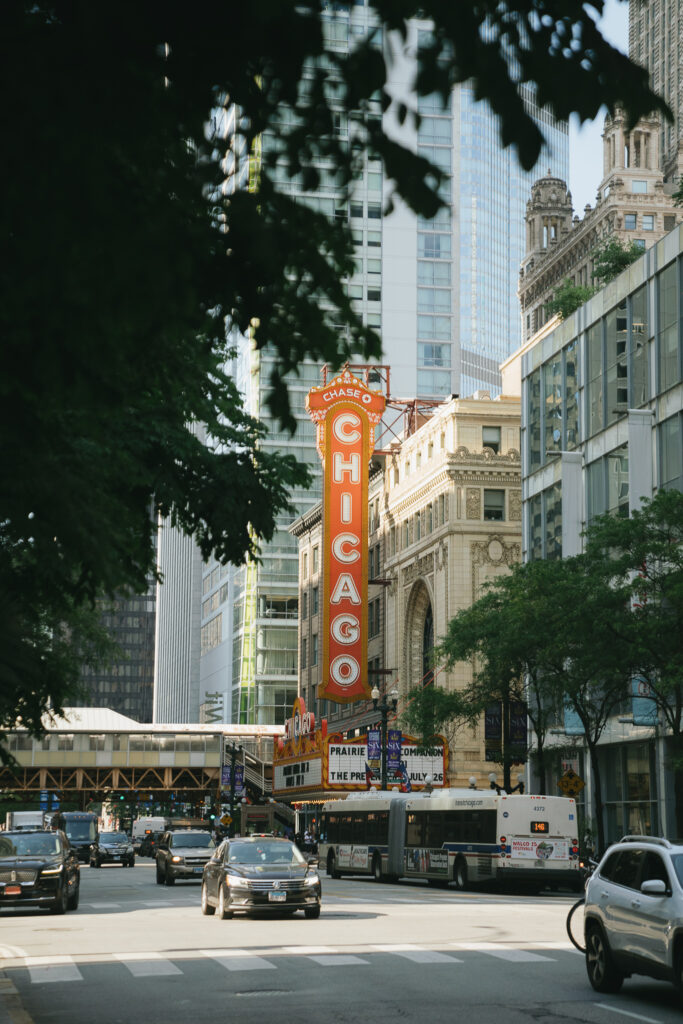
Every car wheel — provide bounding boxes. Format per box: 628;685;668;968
164;866;175;886
453;857;468;891
372;853;383;883
201;882;215;916
327;852;340;880
67;879;80;911
585;923;623;993
49;883;68;915
217;885;233;920
304;905;321;919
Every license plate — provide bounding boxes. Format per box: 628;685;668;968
268;891;286;902
4;885;21;896
193;867;203;874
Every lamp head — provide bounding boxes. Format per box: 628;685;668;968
468;776;477;789
488;772;497;784
371;686;380;704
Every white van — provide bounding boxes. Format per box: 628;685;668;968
132;817;169;848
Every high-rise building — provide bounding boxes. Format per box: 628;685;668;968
629;0;683;184
195;7;568;725
79;588;156;723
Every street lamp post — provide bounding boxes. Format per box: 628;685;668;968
371;685;399;790
224;742;243;836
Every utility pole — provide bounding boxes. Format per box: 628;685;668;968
224;741;242;836
371;686;398;790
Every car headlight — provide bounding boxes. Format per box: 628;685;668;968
226;875;245;888
171;856;183;863
305;874;320;886
42;865;64;875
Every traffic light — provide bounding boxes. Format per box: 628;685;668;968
209;812;216;821
119;794;124;801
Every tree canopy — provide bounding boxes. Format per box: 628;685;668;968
546;278;597;320
0;0;669;746
591;237;644;285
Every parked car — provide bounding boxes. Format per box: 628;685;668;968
583;835;683;998
0;829;80;913
155;830;215;885
139;830;164;858
200;835;321;919
89;831;135;868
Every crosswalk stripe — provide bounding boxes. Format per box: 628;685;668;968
201;950;275;972
113;953;182;977
392;950;463;964
25;957;83;985
306;955;369;966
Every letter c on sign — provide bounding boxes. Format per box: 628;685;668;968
331;614;360;645
332;412;361;445
332;533;360;563
330;655;360;686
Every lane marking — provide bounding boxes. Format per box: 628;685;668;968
479;949;554;963
594;1004;662;1024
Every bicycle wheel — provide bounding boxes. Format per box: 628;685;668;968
566;897;586;953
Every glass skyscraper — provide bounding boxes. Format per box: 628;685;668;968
196;6;569;725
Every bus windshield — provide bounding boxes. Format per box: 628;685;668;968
65;820;96;842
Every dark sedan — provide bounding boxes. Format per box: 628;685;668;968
201;836;321;919
0;830;80;914
89;831;135;868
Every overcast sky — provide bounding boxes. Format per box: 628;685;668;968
568;0;629;212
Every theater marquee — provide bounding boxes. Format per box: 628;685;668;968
306;368;385;703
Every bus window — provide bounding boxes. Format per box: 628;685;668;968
339;814;353;843
425;812;444;848
406;812;424;846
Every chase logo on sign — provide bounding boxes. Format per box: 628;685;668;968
503;811;509;818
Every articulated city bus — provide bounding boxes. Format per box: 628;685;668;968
320;789;581;891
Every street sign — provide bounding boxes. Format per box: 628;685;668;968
220;814;232;827
557;768;585;799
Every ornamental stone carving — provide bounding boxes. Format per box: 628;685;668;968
403;553;434;585
509;489;522;520
466;488;481;519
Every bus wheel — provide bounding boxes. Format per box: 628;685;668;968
453;857;468;891
373;854;383;883
327;852;340;880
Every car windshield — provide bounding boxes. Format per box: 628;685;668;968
228;841;306;866
172;833;214;848
102;833;128;843
0;834;62;857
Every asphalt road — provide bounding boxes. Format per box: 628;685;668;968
1;860;680;1024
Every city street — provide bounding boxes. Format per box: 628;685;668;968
0;861;680;1024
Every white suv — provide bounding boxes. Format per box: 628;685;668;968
583;835;683;998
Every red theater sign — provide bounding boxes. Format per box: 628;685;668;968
306;369;385;703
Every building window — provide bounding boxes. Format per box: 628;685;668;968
350;201;363;219
642;214;654;231
624;213;637;230
418;343;451;367
634;239;646;250
302;592;307;619
312;546;319;574
657;261;680;389
659;413;683;491
483;489;505;521
369;598;381;638
632;180;648;193
367;203;381;219
301;638;307;670
587;321;604;436
302;552;308;580
311;634;318;666
664;215;676;231
605;300;628;425
527;368;542;470
312;586;319;616
483;426;501;453
367;288;381;302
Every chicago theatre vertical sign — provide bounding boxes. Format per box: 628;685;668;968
306;369;385;703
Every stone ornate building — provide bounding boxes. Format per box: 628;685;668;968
291;390;522;787
519;111;682;344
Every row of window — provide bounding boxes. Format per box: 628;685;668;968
6;733;222;753
528;256;681;471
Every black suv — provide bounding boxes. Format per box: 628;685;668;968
0;829;80;914
89;831;135;868
155;830;215;885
